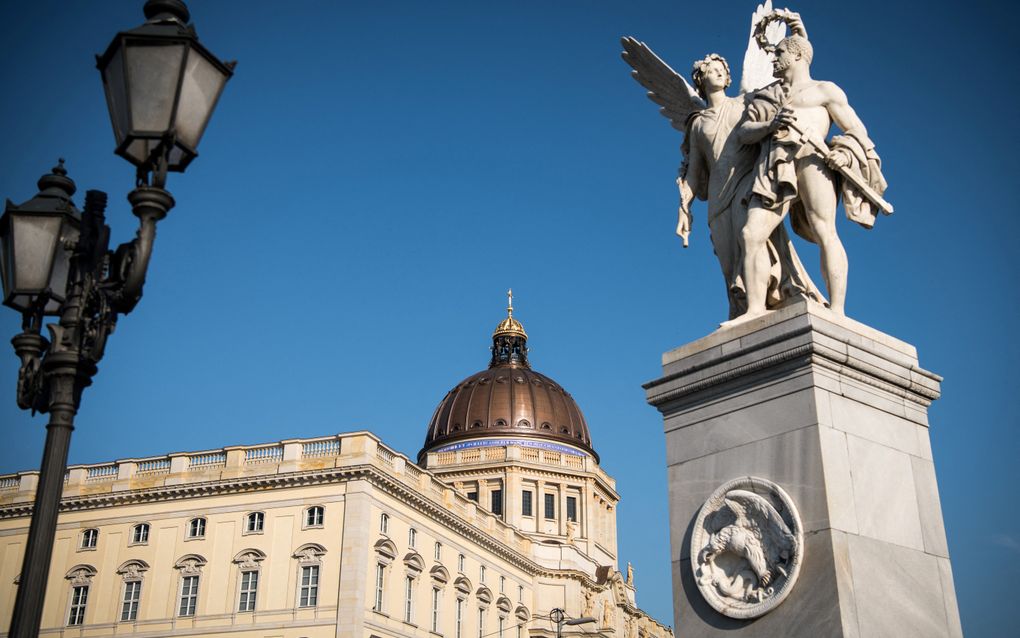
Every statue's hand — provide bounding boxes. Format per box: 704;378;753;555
825;149;851;169
770;107;797;134
676;210;692;248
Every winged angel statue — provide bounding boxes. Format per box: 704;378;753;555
622;2;823;320
697;489;798;604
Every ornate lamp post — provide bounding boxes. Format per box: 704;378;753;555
0;2;233;636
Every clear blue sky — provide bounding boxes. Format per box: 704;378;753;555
1;1;1017;634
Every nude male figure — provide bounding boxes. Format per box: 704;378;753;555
734;34;868;320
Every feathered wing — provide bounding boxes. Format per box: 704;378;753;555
739;1;787;94
621;37;705;133
725;490;796;570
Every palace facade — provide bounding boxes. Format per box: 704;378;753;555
0;307;671;638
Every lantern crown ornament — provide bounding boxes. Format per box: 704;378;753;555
96;0;235;186
0;160;82;317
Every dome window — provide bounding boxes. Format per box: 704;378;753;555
517;420;531;429
494;419;507;427
560;427;569;434
541;422;552;430
471;421;483;429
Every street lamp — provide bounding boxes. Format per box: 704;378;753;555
550;608;598;638
1;2;233;636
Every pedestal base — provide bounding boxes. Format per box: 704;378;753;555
644;302;961;638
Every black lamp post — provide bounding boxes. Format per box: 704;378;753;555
1;2;233;636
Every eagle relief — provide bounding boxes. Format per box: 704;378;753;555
691;477;803;618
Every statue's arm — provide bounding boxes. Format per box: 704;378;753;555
686;133;710;201
737;106;795;145
822;82;868;141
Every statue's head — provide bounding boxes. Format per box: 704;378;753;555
772;35;813;76
691;54;731;99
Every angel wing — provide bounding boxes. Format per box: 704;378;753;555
621;36;705;134
739;1;787;94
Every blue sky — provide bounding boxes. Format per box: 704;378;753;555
1;1;1017;634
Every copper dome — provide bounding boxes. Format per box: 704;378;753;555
418;294;597;463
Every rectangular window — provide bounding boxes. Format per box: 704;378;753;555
374;564;385;612
491;489;503;516
121;580;141;621
467;491;478;502
404;575;414;623
544;493;555;520
478;607;485;638
435;541;442;561
299;565;319;607
500;576;505;593
521;490;533;516
179;575;199;617
431;586;441;632
566;496;578;522
518;585;524;602
456;598;464;638
499;616;505;638
68;585;88;626
238;570;258;612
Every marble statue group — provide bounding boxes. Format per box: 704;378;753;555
623;3;891;324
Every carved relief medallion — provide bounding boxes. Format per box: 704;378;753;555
690;477;803;619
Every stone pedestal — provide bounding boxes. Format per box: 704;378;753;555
644;302;961;638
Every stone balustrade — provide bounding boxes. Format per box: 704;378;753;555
0;431;535;556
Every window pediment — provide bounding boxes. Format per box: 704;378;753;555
116;559;150;580
233;548;267;569
174;554;208;575
293;543;327;565
403;551;425;573
454;575;473;595
65;564;96;585
375;538;398;562
430;564;450;584
476;585;493;605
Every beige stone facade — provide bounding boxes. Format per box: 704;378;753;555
0;432;670;638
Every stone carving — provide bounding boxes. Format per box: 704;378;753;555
626;561;634;586
622;2;823;321
583;588;594;616
65;565;96;586
601;600;615;627
690;477;803;618
734;10;890;323
566;520;577;544
623;3;890;323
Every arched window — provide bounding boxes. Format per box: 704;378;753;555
174;554;207;617
233;549;266;612
305;506;324;528
380;512;389;534
187;517;206;539
116;560;149;622
131;523;150;545
373;538;397;613
408;527;417;548
244;511;265;534
65;565;96;626
80;528;98;550
293;543;326;608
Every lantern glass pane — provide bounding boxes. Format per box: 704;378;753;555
101;45;129;146
125;42;186;133
12;215;62;293
0;225;13;301
174;50;228;149
44;220;79;311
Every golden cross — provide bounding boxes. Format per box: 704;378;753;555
506;288;513;318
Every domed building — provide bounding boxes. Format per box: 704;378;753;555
0;297;671;638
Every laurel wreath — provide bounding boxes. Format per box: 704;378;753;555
753;11;792;52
